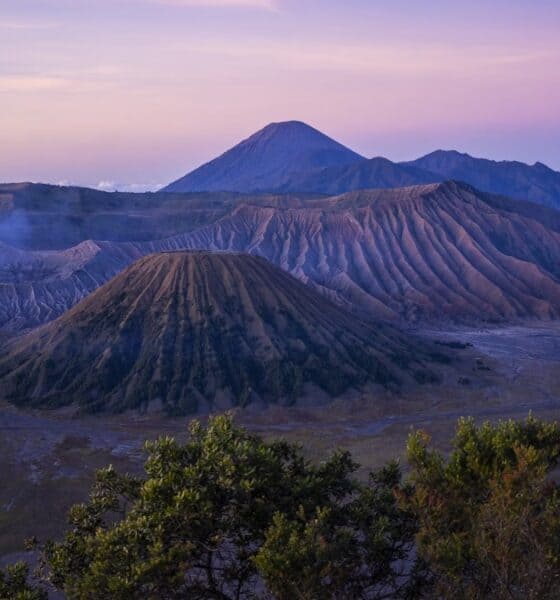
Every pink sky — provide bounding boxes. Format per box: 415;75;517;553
1;0;559;189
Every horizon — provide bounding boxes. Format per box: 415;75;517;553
9;120;557;193
2;0;560;191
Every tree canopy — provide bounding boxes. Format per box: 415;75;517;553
35;415;420;599
4;414;560;599
0;562;46;600
403;415;560;600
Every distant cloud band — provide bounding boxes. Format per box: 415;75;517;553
0;76;69;92
148;0;276;8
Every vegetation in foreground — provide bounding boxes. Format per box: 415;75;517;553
3;414;560;599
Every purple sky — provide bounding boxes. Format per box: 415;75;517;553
1;0;559;190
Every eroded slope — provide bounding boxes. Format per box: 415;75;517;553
3;181;560;334
0;252;440;413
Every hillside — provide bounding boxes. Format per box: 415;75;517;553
2;181;560;332
0;252;440;414
406;150;560;209
162;121;364;193
0;183;243;250
162;182;560;322
3;182;560;335
279;156;438;194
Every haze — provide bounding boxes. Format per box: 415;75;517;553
1;0;559;190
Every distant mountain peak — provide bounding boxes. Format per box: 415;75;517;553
417;149;471;161
162;121;364;193
534;161;553;172
231;120;356;151
406;150;560;208
257;120;317;132
160;124;560;205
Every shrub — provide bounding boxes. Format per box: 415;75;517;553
402;415;560;600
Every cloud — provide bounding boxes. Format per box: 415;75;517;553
487;52;553;65
148;0;277;8
96;181;163;193
183;39;556;76
0;20;59;30
0;76;70;92
0;66;123;94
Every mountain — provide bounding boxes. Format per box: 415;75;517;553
3;182;560;336
0;182;244;250
160;123;560;205
161;182;560;322
0;251;441;414
162;121;364;193
0;239;120;334
405;150;560;209
281;156;439;194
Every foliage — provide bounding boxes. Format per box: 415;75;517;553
0;562;47;600
15;413;560;599
255;461;425;600
37;414;417;599
403;415;560;600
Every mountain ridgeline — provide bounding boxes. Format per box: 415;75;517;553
2;121;560;413
0;182;244;250
0;252;443;414
2;181;560;337
163;121;364;194
161;121;560;208
406;150;560;209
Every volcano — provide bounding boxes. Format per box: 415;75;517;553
162;121;364;193
0;251;441;414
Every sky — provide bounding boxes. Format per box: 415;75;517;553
1;0;559;190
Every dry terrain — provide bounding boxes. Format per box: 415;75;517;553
2;322;560;561
3;182;560;335
0;251;444;413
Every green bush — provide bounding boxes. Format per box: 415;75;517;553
10;413;560;599
0;562;47;600
33;415;420;599
402;415;560;600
